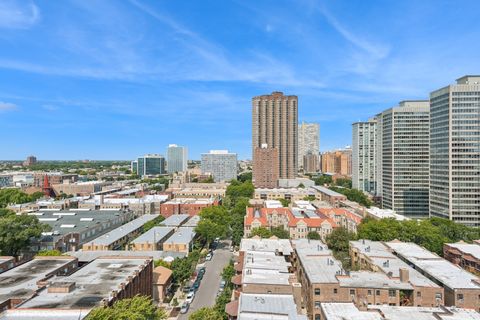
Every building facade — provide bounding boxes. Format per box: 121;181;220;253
252;91;298;179
352;119;377;194
253;144;279;188
167;144;188;173
200;150;237;182
376;101;430;218
136;154;166;176
321;149;352;176
298;122;320;169
430;76;480;227
303;152;320;173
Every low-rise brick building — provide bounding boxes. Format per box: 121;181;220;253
443;241;480;276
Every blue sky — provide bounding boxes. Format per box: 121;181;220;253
1;0;479;160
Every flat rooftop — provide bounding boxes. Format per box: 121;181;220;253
182;215;200;227
19;257;151;310
255;188;314;195
338;271;412;290
0;309;88;320
163;198;214;205
385;241;480;290
240;239;293;255
130;226;174;244
372;305;480;320
321;303;382;320
164;227;196;245
160;214;190;227
66;250;186;263
311;185;345;197
446;242;480;260
0;257;76;304
293;239;343;284
83;214;160;247
243;251;290;273
238;293;307;320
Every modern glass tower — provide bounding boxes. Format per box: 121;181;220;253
167;144;188;173
376;101;430;218
136;154;166;177
430;76;480;227
352;119;377;194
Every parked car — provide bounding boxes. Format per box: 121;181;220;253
219;280;226;289
186;291;195;304
192;280;200;291
205;252;213;261
197;273;203;281
198;266;206;274
180;302;189;314
182;285;191;293
215;237;220;242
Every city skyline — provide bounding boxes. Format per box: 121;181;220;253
1;1;480;159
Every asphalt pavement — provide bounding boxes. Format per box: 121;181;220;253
178;240;233;319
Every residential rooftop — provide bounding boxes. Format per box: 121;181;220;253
130;226;174;244
0;309;88;320
162;198;214;205
311;185;346;197
182;215;200;227
66;250;186;263
445;242;480;260
240;238;293;255
321;303;382;320
385;241;480;290
160;214;190;227
83;214;160;247
164;227;196;245
237;293;307;320
0;257;76;305
338;271;412;290
19;257;151;310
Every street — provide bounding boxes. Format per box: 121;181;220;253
178;240;233;319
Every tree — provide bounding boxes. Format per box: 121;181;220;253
154;259;171;268
196;219;226;247
0;208;14;218
250;227;273;238
143;215;165;232
86;295;166;320
237;171;252;183
303;195;316;201
0;214;51;257
307;231;321;240
189;307;223;320
313;175;332;186
37;249;63;256
271;227;290;239
298;183;305;188
0;189;35;208
279;198;290;207
203;176;215;183
226;181;254;204
326;227;357;253
330;186;372;208
334;178;352;188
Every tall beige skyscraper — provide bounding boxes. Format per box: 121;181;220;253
252;91;298;179
298;122;320;168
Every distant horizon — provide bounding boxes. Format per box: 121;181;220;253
1;1;479;159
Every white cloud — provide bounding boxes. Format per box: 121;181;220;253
0;101;18;112
0;0;40;29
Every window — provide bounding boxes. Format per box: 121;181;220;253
376;290;381;296
333;288;338;294
350;289;355;295
457;294;464;301
417;291;421;298
315;315;320;320
314;288;320;295
389;290;396;297
315;301;321;309
435;293;442;300
368;290;372;296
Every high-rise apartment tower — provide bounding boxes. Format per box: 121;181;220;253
298;122;319;169
167;144;188;173
252;92;298;179
352;119;377;194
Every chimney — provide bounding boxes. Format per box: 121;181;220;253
399;268;409;283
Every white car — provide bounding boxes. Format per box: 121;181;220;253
186;291;195;304
205;253;213;261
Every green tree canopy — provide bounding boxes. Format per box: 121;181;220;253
36;249;63;256
307;231;321;240
279;198;290;207
313;175;332;186
86;295;166;320
250;227;273;238
271;227;290;239
0;189;35;208
237;171;252;183
189;307;223;320
329;186;372;208
0;214;51;257
226;180;254;202
326;227;357;253
143;215;165;232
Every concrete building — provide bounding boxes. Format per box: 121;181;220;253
23;155;37;167
18;256;153;317
0;256;78;309
167;144;188;173
30;209;135;252
130;226;175;251
201;150;238;182
160;198;217;217
321;149;352;176
162;227;196;254
136;154;166;176
365;207;410;221
385;241;480;311
52;181;106;196
33;172;78;188
252;91;298;179
311;186;347;206
299;122;320;169
254;187;316;202
253;144;279;188
352;119;377;194
376;101;430;218
82;214;160;251
443;241;480;275
430;75;480;227
303;152;320;173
